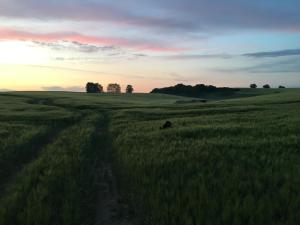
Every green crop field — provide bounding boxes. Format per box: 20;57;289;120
0;89;299;225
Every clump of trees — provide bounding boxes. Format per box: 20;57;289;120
250;84;286;89
86;82;103;93
86;82;134;94
126;85;134;94
151;83;239;98
107;83;121;93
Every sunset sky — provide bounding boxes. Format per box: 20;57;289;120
0;0;300;92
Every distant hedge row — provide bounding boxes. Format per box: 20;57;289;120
151;83;239;98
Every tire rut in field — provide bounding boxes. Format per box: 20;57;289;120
0;124;74;197
94;114;132;225
0;97;84;197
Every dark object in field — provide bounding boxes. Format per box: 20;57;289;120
151;83;239;98
279;85;285;89
160;121;172;129
263;84;271;89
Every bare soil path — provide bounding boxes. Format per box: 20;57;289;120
94;114;131;225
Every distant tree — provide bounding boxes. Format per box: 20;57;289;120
86;82;94;93
126;85;134;94
278;85;286;88
98;84;104;93
263;84;271;89
86;82;103;93
107;83;121;93
250;84;257;89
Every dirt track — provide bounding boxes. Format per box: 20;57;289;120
94;115;131;225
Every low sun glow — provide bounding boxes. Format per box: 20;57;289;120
0;41;48;65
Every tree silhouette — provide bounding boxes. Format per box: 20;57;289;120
279;85;286;88
107;83;121;93
250;84;257;89
263;84;271;89
126;85;134;94
86;82;103;93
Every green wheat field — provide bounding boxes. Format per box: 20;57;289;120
0;89;299;225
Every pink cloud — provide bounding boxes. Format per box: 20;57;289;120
0;28;185;53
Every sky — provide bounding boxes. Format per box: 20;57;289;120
0;0;300;92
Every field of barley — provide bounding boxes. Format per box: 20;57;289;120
0;89;299;225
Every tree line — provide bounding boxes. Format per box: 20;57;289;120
250;84;285;89
86;82;133;93
151;83;239;98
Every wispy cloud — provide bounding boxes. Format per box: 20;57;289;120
243;49;300;58
215;57;300;74
32;40;120;53
30;40;148;61
25;64;180;81
0;28;184;52
26;65;143;78
163;48;300;60
0;0;196;32
1;0;299;33
164;54;233;60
